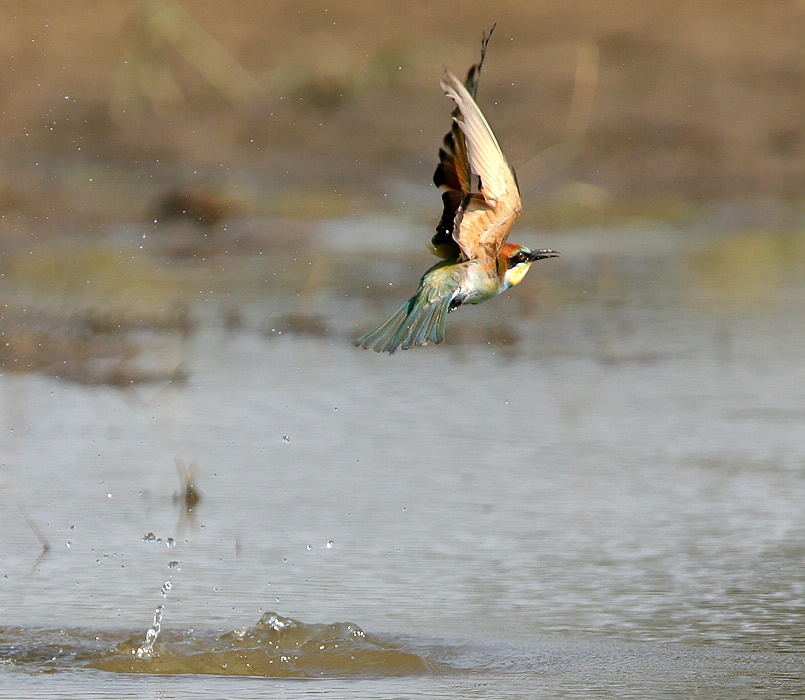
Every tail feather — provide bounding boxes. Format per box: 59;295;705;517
428;299;451;344
399;299;438;350
354;295;453;354
352;300;413;354
418;302;444;347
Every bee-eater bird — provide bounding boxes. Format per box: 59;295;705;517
353;27;559;354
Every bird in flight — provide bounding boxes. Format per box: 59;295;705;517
354;27;558;354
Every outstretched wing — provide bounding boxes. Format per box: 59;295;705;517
431;26;494;260
440;69;522;264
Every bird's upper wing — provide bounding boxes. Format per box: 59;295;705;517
440;70;522;264
431;27;493;260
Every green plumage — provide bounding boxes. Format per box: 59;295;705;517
353;264;457;354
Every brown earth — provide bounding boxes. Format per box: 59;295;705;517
1;1;804;225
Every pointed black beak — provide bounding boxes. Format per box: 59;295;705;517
528;249;560;262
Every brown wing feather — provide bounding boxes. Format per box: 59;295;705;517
440;68;522;263
431;25;494;260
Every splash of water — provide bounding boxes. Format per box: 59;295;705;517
133;604;164;660
98;611;442;676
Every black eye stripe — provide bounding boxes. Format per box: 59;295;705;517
507;252;529;268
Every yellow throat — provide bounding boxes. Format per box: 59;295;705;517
505;262;532;289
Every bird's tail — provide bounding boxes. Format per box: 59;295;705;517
353;294;453;354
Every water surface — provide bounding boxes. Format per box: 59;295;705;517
1;218;804;698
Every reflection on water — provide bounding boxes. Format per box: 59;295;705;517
1;220;805;697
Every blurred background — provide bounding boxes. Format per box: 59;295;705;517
1;0;803;380
2;1;804;221
1;2;805;695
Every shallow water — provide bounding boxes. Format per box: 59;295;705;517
1;218;805;697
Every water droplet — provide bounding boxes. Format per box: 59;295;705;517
212;586;222;592
165;537;176;549
168;560;181;571
306;544;311;551
326;540;334;549
282;435;290;443
161;581;172;598
142;532;156;542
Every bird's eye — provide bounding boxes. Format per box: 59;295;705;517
507;252;528;269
